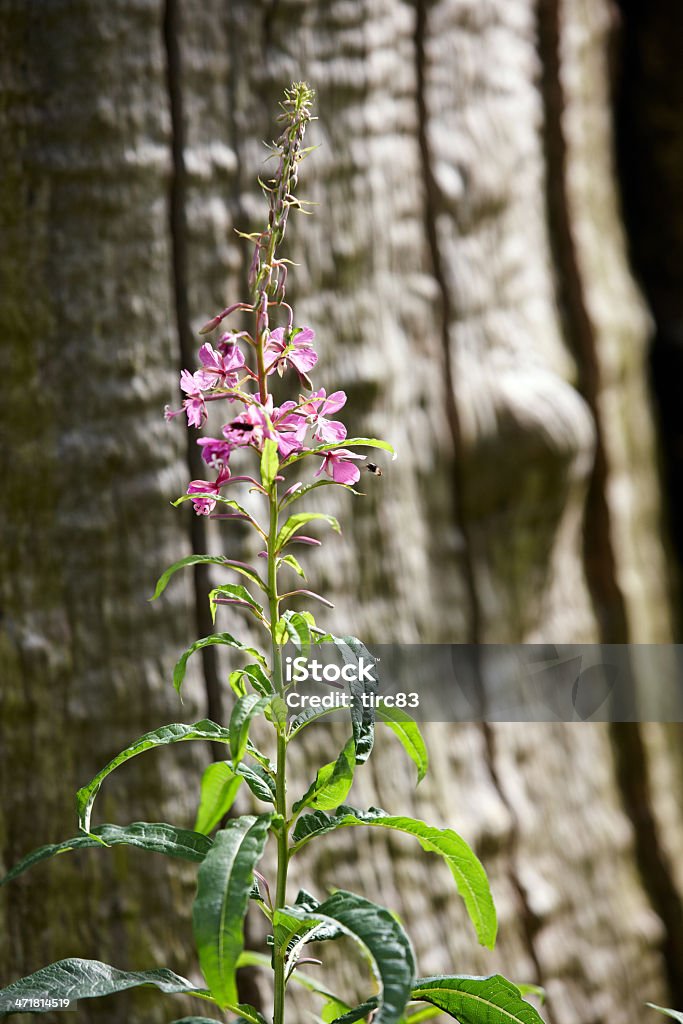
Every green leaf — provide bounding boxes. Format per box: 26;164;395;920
288;705;339;737
0;960;200;1013
195;763;243;836
279;609;312;652
151;554;267;601
292;738;356;813
171;1014;258;1024
77;720;233;832
209;585;266;626
279;478;360;510
2;823;213;886
261;438;279;490
170;1019;248;1024
230;696;271;763
284;890;416;1024
376;706;428;784
276;512;340;551
174;633;267;696
171;494;264;532
233;762;276;804
280;553;307;578
322;997;355;1023
410;975;545;1024
291;807;497;949
193;815;273;1008
282;438;396;468
329;999;379;1024
516;985;545;1002
647;1007;683;1024
236;663;273;697
329;635;377;764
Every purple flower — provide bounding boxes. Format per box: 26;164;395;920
187;465;231;515
315;448;366;485
197;437;232;469
271;401;308;457
165;369;208;427
300;388;347;444
264;326;318;382
195;341;245;390
223;401;273;450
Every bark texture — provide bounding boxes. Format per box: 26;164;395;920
1;1;682;1023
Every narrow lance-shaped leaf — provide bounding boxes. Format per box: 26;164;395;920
279;478;361;510
151;554;267;600
279;553;307;579
77;720;232;832
260;437;279;490
172;493;266;537
310;632;376;762
209;585;267;626
329;999;379;1024
275;609;313;651
281;438;396;469
292;738;356;813
647;1008;683;1024
0;960;201;1014
291;806;497;950
410;975;545;1024
329;635;377;764
376;705;429;785
173;633;268;697
2;823;213;886
171;1003;266;1024
230;695;271;764
194;763;243;836
276;512;340;552
77;722;275;833
281;890;416;1024
232;663;273;697
193;815;273;1008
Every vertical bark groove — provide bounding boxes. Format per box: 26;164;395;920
536;0;683;1003
414;0;480;649
162;0;224;739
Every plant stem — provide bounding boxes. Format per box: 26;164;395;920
267;480;289;1024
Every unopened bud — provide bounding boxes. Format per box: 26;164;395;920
199;314;222;335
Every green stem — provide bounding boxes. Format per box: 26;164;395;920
268;481;289;1024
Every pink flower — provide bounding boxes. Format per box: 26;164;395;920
264;326;318;382
315;448;366;485
187;465;231;515
271;401;308;457
165;369;208;427
223;401;273;450
300;388;347;444
195;341;245;390
197;437;232;469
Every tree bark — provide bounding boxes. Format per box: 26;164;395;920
1;1;681;1023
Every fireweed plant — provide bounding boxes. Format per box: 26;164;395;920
0;85;546;1024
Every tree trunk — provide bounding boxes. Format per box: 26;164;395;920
2;1;682;1023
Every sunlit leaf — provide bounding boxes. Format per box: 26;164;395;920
291;807;496;949
376;706;428;784
410;975;545;1024
194;763;243;836
151;555;267;600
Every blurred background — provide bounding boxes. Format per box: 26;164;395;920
2;1;683;1022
